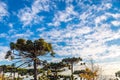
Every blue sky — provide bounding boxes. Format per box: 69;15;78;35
0;0;120;75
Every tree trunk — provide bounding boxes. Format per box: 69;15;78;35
2;66;5;80
71;63;74;80
2;72;4;80
55;68;58;80
33;59;37;80
13;70;15;80
18;73;20;80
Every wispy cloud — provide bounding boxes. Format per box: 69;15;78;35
8;23;14;28
95;15;107;24
11;30;33;39
18;7;44;27
106;13;120;19
37;1;120;67
0;33;7;38
111;21;120;26
0;1;8;21
0;46;9;61
48;5;78;26
18;0;51;27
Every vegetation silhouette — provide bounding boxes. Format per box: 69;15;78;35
62;57;82;80
5;38;55;80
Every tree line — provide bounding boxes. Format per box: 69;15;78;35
2;38;105;80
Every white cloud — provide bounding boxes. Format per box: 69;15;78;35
32;0;50;12
95;15;107;24
0;46;9;61
79;11;91;22
111;21;120;26
11;30;33;39
100;62;120;75
100;45;120;60
8;29;17;34
37;27;45;32
0;52;6;61
105;3;112;9
0;1;8;21
35;3;120;73
50;58;62;63
96;2;112;11
48;5;78;26
106;13;120;19
18;0;50;27
8;23;14;28
85;24;120;43
0;33;7;38
18;7;44;27
40;20;120;72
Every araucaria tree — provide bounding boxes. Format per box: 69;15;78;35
5;38;55;80
62;57;82;80
43;62;67;80
115;71;120;78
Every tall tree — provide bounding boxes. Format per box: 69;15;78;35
11;63;16;80
44;62;67;80
0;65;6;80
62;57;82;80
5;38;55;80
115;71;120;78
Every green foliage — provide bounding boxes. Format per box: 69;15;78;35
62;57;82;80
6;38;55;58
5;50;12;59
47;62;67;70
62;57;82;64
74;70;86;74
38;72;50;80
5;38;55;80
115;71;120;78
5;38;55;67
0;65;43;76
42;62;67;80
10;42;16;50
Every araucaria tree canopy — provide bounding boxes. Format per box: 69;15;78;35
5;38;55;80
